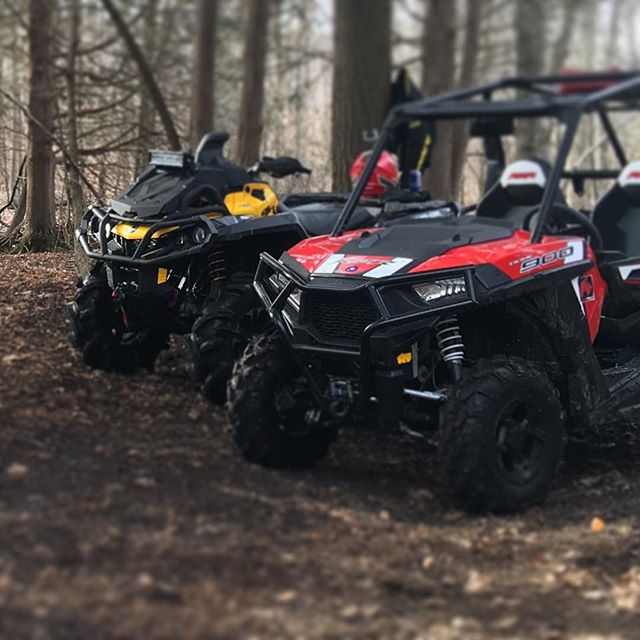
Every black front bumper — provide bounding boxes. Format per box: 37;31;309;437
254;252;478;408
76;205;222;267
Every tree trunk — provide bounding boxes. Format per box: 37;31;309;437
66;0;91;273
421;0;456;199
101;0;181;150
331;0;391;192
24;0;56;251
515;0;546;157
236;0;270;166
605;0;625;62
10;29;23;191
550;0;581;72
137;0;160;170
449;0;483;199
190;0;218;150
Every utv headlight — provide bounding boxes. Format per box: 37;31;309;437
413;276;467;305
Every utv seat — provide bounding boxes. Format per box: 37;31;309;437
476;158;567;227
592;160;640;257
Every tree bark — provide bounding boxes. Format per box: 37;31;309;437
23;0;56;251
605;0;625;62
515;0;546;156
449;0;483;199
421;0;456;199
236;0;270;165
190;0;218;150
137;0;160;170
331;0;391;191
101;0;181;150
550;0;581;72
66;0;92;273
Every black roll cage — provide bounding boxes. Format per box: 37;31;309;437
331;71;640;243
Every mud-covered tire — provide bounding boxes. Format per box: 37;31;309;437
439;356;565;513
68;264;168;373
190;272;269;405
227;332;337;468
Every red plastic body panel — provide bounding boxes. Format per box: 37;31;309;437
286;227;607;341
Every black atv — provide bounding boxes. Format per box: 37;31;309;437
69;131;315;373
228;71;640;512
69;131;435;401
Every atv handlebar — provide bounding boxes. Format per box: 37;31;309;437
250;156;312;179
76;205;222;267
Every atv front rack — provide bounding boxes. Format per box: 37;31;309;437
77;205;223;267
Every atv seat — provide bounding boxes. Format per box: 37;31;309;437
288;202;375;236
592;161;640;257
476;158;567;226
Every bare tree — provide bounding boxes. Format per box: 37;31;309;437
65;0;84;223
190;0;218;149
236;0;271;165
550;0;582;72
515;0;546;156
421;0;456;198
331;0;391;191
137;0;160;170
605;0;625;62
23;0;56;250
101;0;181;150
449;0;483;198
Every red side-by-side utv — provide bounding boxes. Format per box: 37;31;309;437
228;71;640;512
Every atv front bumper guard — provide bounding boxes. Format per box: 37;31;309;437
76;205;221;267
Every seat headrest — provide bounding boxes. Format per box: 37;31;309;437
617;160;640;200
500;159;548;188
498;159;551;206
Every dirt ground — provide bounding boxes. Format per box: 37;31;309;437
1;252;640;640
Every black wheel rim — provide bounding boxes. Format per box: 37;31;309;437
495;399;545;485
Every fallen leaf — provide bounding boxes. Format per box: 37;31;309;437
591;517;605;533
464;569;492;594
340;604;360;620
275;590;297;603
6;463;28;477
137;573;153;587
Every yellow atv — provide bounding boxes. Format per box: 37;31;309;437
69;131;316;373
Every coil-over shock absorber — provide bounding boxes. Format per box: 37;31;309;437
207;248;226;283
436;316;464;382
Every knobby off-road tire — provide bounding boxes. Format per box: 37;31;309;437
190;272;269;405
439;356;565;513
68;265;168;373
227;332;337;468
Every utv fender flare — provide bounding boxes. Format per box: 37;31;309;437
524;283;611;435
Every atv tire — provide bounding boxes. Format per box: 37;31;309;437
68;265;168;373
227;332;336;468
190;272;269;405
439;356;565;513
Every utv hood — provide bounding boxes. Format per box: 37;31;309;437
285;217;516;279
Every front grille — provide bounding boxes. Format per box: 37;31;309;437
304;290;379;344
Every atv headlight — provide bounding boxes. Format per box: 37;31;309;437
413;276;467;305
192;227;207;244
